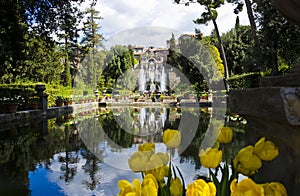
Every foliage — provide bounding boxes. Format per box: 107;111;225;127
174;0;230;91
55;96;65;102
78;49;106;91
167;36;226;94
226;73;260;89
253;0;300;75
221;22;255;75
81;0;104;50
45;84;73;107
0;95;25;105
224;0;300;75
0;83;36;110
29;95;40;104
103;45;135;88
80;0;105;89
207;45;224;77
0;0;105;86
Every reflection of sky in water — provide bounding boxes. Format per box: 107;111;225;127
27;107;205;195
29;167;65;196
28;149;202;195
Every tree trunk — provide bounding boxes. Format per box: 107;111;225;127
244;0;262;72
207;6;229;91
244;0;258;44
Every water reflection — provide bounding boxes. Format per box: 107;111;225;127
0;107;247;195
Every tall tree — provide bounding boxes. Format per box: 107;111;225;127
221;18;254;75
0;0;88;83
167;35;224;93
174;0;229;91
25;0;85;39
0;0;28;82
57;2;83;86
81;0;104;88
227;0;258;44
103;46;135;89
81;0;104;50
254;0;300;75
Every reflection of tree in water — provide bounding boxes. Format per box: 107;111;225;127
0;118;68;195
58;123;80;183
81;149;102;191
178;111;211;169
0;129;36;195
76;116;104;190
0;116;106;194
100;112;134;148
179;112;248;171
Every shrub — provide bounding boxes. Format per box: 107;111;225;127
226;73;261;89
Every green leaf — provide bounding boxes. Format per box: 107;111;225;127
220;164;229;196
175;165;186;195
209;169;220;196
211;9;218;19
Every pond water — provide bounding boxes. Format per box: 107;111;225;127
2;105;296;195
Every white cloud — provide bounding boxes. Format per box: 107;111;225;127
93;0;250;46
105;26;181;49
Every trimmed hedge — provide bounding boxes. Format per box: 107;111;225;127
0;84;36;111
226;73;261;89
0;83;73;110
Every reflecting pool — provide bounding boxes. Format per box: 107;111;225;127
0;106;248;195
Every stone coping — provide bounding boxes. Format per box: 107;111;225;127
0;102;98;124
228;87;300;126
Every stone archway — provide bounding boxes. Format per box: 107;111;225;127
137;48;168;94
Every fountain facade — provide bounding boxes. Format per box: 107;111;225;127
137;47;169;94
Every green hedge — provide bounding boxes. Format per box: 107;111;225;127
0;84;36;111
0;83;96;111
226;73;261;89
0;83;73;110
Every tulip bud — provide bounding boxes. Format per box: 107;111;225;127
217;126;233;144
163;129;181;148
199;147;222;168
254;137;279;161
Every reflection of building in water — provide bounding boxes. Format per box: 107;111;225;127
134;107;167;137
131;107;182;143
108;107;182;144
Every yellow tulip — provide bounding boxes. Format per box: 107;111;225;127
217;126;233;144
145;152;168;171
254;137;279;161
233;145;262;176
145;165;167;181
150;152;169;166
263;182;287;196
199;147;222;168
138;142;155;159
138;142;155;152
128;151;149;172
142;186;158;196
186;179;216;196
208;182;216;195
142;174;158;190
163;129;181;148
230;178;264;196
117;178;141;196
170;177;183;196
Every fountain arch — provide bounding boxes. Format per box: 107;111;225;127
137;48;169;94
